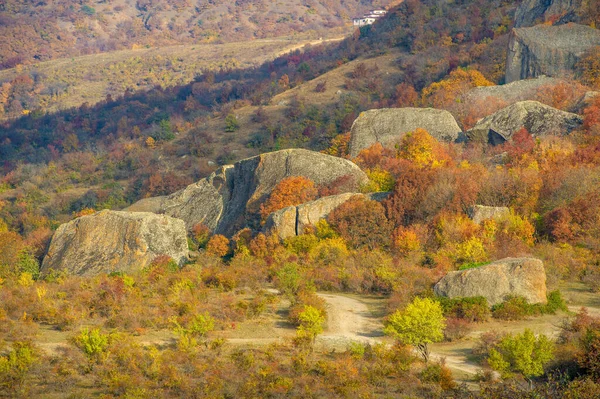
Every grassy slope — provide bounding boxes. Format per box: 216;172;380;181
0;35;346;116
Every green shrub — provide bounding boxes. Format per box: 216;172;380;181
0;341;37;393
437;296;490;322
74;328;110;362
492;296;530;320
458;261;487;270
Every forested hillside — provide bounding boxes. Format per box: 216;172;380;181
0;0;393;69
2;0;600;395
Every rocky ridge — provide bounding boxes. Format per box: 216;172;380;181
128;149;368;236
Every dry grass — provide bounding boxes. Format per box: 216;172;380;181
0;35;345;116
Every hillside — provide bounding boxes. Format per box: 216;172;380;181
0;0;395;69
3;0;600;396
0;36;344;119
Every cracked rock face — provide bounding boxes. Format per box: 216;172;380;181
348;108;461;157
264;192;390;240
467;100;583;144
506;24;600;83
434;257;548;306
41;210;189;276
128;149;368;236
515;0;589;27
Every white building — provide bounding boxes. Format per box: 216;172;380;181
352;9;387;27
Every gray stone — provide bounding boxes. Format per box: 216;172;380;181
469;205;510;225
128;149;368;236
515;0;589;27
41;210;188;277
348;108;462;157
265;192;390;240
467;100;583;144
434;257;548;306
463;76;566;105
506;24;600;83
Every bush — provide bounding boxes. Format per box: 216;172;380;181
419;362;456;390
438;296;490;322
491;296;530;320
444;317;472;341
74;328;110;362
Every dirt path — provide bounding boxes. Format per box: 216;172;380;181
316;293;481;376
316;293;381;348
276;37;346;56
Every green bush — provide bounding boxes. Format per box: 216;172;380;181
491;296;530;320
492;291;568;320
437;296;490;322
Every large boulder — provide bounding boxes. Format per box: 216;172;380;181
41;210;188;277
348;108;461;157
467;100;583;144
434;257;548;306
506;24;600;83
128;149;368;236
265;192;390;240
515;0;590;27
462;76;567;105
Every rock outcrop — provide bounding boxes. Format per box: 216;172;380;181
515;0;589;27
463;76;566;106
434;257;548;306
469;205;510;225
265;192;389;240
348;108;461;157
41;210;188;277
467;101;583;144
127;149;368;236
506;24;600;83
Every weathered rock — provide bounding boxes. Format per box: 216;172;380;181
265;192;390;240
128;149;368;236
573;91;600;112
467;101;583;144
348;108;461;157
469;205;510;224
463;76;567;106
266;206;298;240
506;24;600;83
434;257;548;306
515;0;589;27
41;210;188;277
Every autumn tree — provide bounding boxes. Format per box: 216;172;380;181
328;197;392;249
259;176;317;220
421;68;493;109
384;297;446;362
398;128;450;169
206;235;230;257
296;305;325;348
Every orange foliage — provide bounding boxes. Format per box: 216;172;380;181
328;197;392;249
206;235;230;257
259;176;317;220
421;68;493;109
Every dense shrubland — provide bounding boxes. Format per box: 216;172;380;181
2;0;600;396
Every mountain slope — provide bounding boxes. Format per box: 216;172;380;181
0;0;393;69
